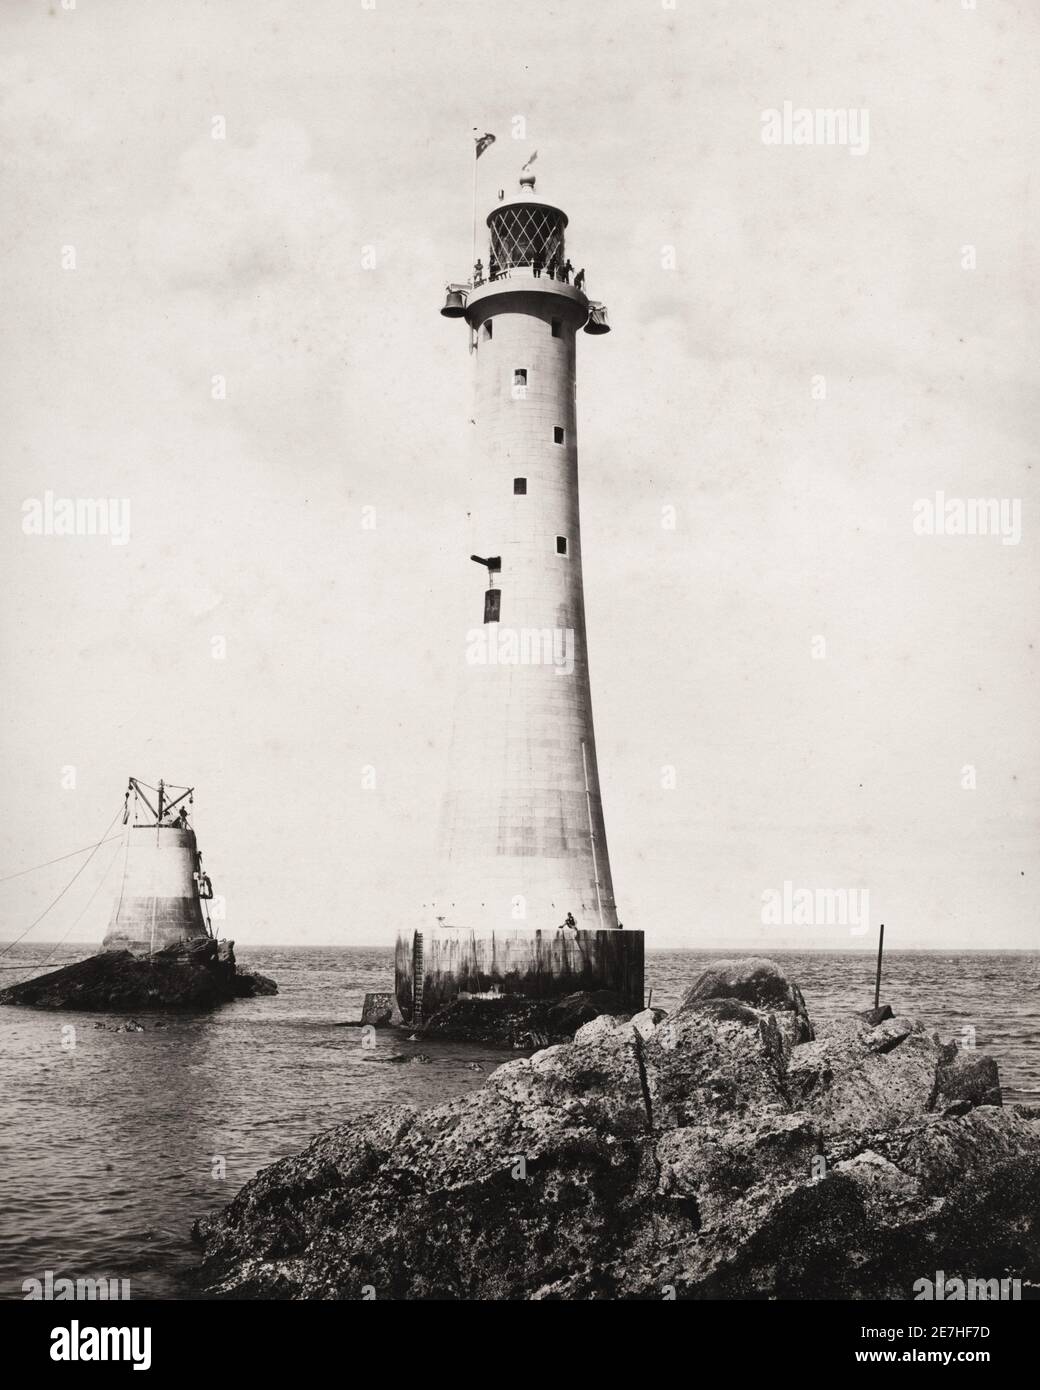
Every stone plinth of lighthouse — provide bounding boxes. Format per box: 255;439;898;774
396;168;644;1024
103;778;213;955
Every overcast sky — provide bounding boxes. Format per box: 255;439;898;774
1;0;1037;952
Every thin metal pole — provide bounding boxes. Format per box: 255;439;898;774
874;922;885;1010
113;815;130;930
471;145;478;278
469;140;480;355
151;780;164;953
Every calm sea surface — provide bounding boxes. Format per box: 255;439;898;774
0;944;1036;1300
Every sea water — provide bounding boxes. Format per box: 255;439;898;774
0;944;1036;1300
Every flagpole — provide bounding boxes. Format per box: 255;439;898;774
471;144;478;279
470;132;495;288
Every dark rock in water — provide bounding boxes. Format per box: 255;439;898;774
546;989;630;1036
360;992;403;1028
193;956;1039;1300
231;968;279;999
419;997;548;1047
419;989;631;1048
0;938;277;1012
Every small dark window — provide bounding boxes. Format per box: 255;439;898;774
551;318;562;338
483;320;493;340
484;588;501;624
513;368;527;387
556;536;568;556
553;426;565;444
513;478;527;495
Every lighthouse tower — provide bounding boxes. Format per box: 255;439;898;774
395;165;643;1022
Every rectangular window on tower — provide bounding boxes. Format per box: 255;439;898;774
556;536;568;556
484;588;501;623
553;426;565;444
551;318;562;338
512;368;528;400
513;478;527;495
483;321;493;340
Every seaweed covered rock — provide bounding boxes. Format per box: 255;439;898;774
418;988;630;1048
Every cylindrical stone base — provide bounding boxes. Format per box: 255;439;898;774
102;825;209;955
395;925;644;1023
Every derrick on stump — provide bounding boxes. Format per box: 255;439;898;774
103;777;215;956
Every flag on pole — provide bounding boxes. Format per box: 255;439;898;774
521;150;538;172
474;132;496;159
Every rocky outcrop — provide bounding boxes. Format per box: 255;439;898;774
786;1016;942;1137
0;938;277;1011
192;958;1039;1300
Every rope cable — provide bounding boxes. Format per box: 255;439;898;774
6;838;124;985
0;834;125;884
0;805;125;960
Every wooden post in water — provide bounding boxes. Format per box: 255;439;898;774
874;923;885;1011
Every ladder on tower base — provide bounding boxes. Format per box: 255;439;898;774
412;930;425;1026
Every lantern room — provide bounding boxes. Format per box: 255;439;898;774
487;172;568;276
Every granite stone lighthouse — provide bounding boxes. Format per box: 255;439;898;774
395;162;644;1023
